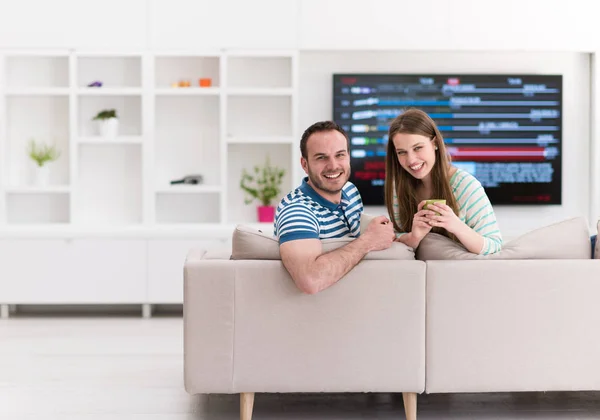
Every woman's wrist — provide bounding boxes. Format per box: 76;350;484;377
405;231;423;248
450;220;470;238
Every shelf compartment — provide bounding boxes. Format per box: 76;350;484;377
155;95;220;187
227;56;292;89
77;56;142;88
227;95;292;137
78;95;142;137
155;193;220;224
155;56;220;88
6;193;70;224
227;143;293;224
6;96;70;187
5;56;69;89
75;144;142;225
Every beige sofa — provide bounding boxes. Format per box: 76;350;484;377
184;218;599;420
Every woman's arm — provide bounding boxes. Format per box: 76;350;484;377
457;180;502;254
428;176;502;255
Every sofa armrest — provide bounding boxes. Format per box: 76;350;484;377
184;259;235;393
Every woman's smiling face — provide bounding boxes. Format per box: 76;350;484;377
392;132;437;181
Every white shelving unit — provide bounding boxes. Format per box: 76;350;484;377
0;49;299;230
0;49;296;313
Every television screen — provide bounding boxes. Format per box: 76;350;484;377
332;74;562;206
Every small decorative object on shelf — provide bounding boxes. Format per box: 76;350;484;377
199;78;212;87
87;80;103;87
170;175;203;185
177;80;191;88
92;109;119;138
240;155;286;223
27;139;61;186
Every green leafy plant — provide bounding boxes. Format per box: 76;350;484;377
240;155;286;206
92;109;117;120
27;139;61;167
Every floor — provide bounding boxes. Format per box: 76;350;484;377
2;317;600;419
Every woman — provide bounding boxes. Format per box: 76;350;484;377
384;108;502;255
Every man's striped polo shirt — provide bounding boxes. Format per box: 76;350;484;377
274;177;363;244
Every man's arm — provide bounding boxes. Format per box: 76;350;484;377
280;215;394;294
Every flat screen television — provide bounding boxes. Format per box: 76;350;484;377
332;74;562;206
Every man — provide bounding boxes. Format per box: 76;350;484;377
274;121;395;294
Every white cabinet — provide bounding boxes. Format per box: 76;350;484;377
0;48;296;310
147;239;226;303
0;50;299;227
0;239;146;303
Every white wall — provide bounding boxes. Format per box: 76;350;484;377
298;0;600;52
2;0;600;52
0;0;148;49
299;51;590;237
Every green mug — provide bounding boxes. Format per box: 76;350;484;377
424;199;446;215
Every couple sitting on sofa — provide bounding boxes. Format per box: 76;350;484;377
274;109;540;294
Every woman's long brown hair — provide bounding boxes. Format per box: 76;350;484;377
384;108;459;239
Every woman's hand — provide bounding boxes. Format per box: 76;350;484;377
411;200;436;241
395;201;437;248
426;203;464;234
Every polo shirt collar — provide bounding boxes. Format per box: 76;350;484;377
299;177;348;211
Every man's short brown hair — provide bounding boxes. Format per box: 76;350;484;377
300;121;350;159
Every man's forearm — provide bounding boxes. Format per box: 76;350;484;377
305;237;373;293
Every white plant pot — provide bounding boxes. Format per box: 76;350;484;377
98;118;119;138
33;164;50;186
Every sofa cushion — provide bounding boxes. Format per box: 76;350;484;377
416;217;591;260
231;224;415;260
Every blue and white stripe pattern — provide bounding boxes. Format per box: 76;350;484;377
274;177;363;244
393;168;503;255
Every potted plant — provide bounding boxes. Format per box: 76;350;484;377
240;155;286;223
27;139;61;186
93;109;118;138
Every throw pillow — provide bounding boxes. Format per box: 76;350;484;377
416;217;591;260
231;224;415;260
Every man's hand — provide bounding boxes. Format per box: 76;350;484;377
359;215;395;251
